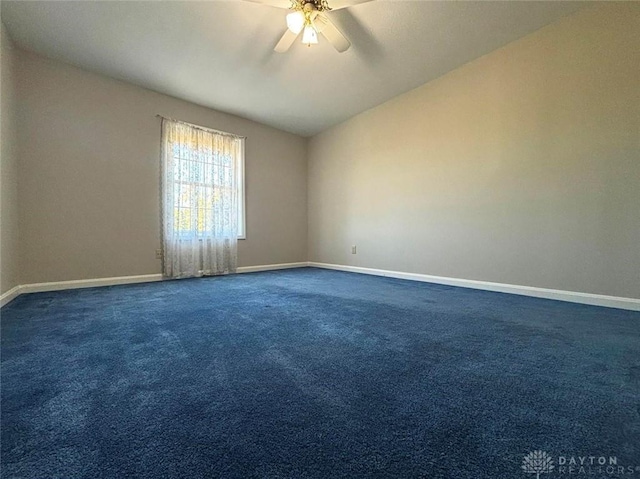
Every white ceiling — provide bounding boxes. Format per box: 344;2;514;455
1;0;589;137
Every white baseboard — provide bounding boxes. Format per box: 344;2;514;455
0;263;308;308
19;274;165;295
0;285;22;308
3;262;638;312
237;262;308;274
308;262;640;312
1;274;165;308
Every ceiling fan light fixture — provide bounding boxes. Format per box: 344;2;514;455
302;24;318;46
286;11;305;34
269;0;356;53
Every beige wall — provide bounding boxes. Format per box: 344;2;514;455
308;4;640;299
1;22;19;295
16;50;307;284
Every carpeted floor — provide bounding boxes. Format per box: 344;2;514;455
1;267;639;478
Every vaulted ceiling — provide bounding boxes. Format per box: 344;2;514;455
1;1;588;136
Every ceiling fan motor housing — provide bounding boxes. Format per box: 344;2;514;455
292;0;331;12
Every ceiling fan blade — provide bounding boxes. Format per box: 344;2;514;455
241;0;291;9
327;0;374;11
316;15;350;52
274;29;299;53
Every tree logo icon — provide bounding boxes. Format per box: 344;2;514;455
522;450;554;479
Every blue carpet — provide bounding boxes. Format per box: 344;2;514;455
1;267;639;478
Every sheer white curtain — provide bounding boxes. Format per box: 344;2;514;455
161;119;242;279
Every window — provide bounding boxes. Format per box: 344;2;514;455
161;118;244;278
163;120;245;240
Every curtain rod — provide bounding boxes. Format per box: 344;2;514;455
156;115;246;140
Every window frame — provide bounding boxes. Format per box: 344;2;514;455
236;139;246;240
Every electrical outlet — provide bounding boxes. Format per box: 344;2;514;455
155;249;162;259
351;245;357;254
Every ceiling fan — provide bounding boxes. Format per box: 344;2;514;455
246;0;373;53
